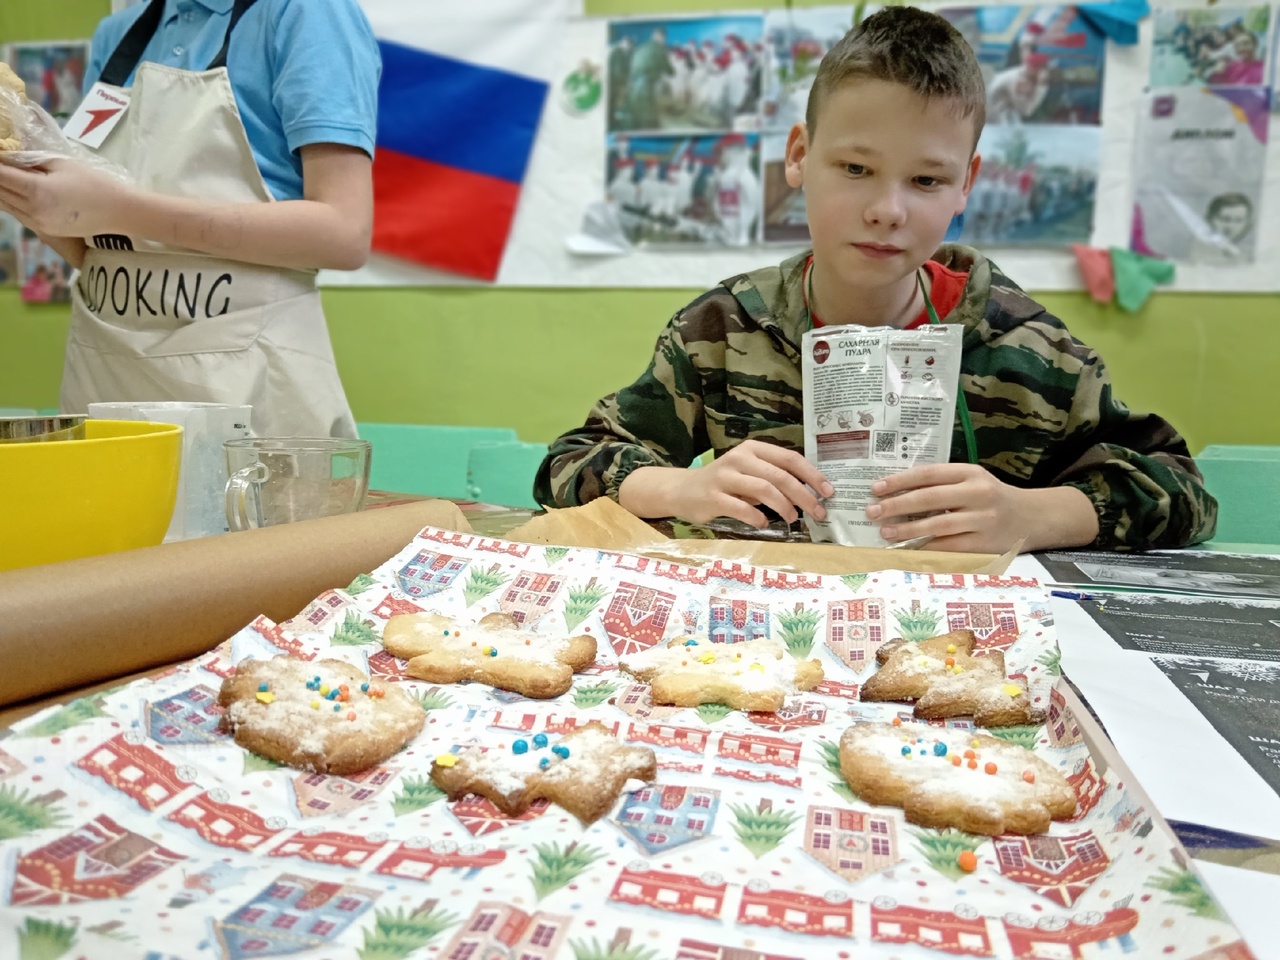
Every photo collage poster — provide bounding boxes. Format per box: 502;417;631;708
1134;6;1272;265
606;15;766;246
603;5;1107;250
2;40;91;302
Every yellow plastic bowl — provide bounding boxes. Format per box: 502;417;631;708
0;419;182;572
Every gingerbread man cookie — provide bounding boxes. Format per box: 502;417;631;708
859;630;1043;727
619;636;824;712
382;612;596;699
219;656;424;775
839;721;1077;835
431;722;657;823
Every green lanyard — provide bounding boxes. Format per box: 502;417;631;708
803;260;979;465
919;271;980;466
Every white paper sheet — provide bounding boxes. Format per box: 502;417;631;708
1194;861;1280;960
1054;598;1280;841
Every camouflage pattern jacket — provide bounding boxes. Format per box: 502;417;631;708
535;246;1217;550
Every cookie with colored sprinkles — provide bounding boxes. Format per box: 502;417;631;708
839;721;1077;835
218;656;424;775
859;629;1044;727
618;636;824;712
430;722;657;823
382;611;596;699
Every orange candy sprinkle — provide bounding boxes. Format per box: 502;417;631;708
950;755;962;766
957;850;978;873
984;762;998;775
963;749;976;760
892;717;902;727
1022;770;1036;784
945;657;955;667
967;759;978;770
525;639;532;646
346;711;356;721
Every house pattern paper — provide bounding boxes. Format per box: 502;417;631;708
0;525;1254;960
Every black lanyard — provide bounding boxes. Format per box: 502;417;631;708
99;0;258;87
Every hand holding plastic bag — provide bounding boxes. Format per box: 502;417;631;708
0;72;131;183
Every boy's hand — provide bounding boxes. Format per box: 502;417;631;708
0;160;131;239
619;440;833;528
866;463;1099;554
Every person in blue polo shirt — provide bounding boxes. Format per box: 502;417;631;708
0;0;380;437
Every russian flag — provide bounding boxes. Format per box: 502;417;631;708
363;2;567;281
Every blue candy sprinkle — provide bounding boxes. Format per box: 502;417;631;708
552;745;570;759
258;682;269;692
513;739;529;755
360;683;369;692
539;757;551;769
933;742;949;757
901;746;912;756
533;733;549;748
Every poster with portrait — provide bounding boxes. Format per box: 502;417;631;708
961;124;1099;246
17;228;73;304
0;214;19;288
605;132;760;246
760;5;858;132
1131;87;1269;265
606;15;764;135
939;5;1107;126
1150;6;1271;88
7;41;91;120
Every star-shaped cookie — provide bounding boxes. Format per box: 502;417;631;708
859;629;1043;727
619;636;824;712
430;722;657;823
382;611;596;699
839;721;1077;835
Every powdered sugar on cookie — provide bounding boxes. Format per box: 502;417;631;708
387;612;569;666
219;656;424;775
382;611;597;699
431;722;657;823
619;636;824;712
839;721;1077;835
860;630;1043;727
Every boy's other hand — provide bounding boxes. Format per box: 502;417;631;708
619;440;834;528
866;463;1099;554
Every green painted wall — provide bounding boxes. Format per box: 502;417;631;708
2;0;1275;452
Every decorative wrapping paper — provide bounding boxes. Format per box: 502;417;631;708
0;525;1254;960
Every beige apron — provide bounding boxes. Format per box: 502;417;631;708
61;58;357;438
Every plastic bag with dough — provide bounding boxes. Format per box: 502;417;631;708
0;62;28;152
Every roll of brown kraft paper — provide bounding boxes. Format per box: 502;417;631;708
0;500;470;709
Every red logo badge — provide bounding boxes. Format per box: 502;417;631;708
813;340;830;365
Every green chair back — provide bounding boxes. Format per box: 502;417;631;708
1197;450;1280;547
466;440;550;509
356;423;518;499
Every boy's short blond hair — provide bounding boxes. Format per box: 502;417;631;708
806;6;987;148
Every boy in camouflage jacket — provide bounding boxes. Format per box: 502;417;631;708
536;8;1216;553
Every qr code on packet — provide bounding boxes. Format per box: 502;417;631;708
874;430;898;456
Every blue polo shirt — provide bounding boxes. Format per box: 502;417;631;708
84;0;381;201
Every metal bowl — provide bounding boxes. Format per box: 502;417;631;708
0;416;88;444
